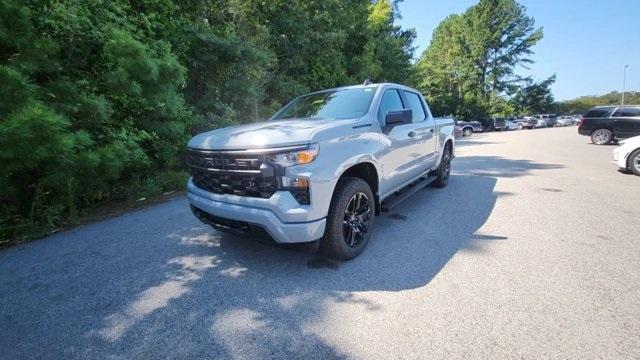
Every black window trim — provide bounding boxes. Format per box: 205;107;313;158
611;106;640;118
377;88;405;125
401;90;427;123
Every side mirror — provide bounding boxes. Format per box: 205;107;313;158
384;109;412;131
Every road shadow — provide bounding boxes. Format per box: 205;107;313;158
455;138;500;147
0;156;562;358
454;155;564;177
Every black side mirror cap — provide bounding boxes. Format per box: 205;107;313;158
385;109;412;126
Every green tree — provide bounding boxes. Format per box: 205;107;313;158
511;75;556;114
414;0;546;119
0;0;416;242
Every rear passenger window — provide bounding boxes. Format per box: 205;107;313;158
378;90;404;123
404;91;427;122
585;108;613;118
612;107;640;117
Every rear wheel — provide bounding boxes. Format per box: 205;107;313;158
431;144;452;188
629;148;640;176
517;123;524;130
321;177;374;260
591;128;613;145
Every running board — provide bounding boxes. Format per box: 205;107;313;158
380;175;436;212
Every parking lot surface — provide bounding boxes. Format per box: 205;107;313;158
1;127;639;359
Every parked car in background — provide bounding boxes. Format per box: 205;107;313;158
513;116;535;129
480;117;520;131
548;114;558;127
613;135;640;176
556;116;574;126
533;115;548;128
571;115;582;125
578;105;640;145
457;120;483;136
534;114;559;127
479;118;507;131
505;120;519;130
454;124;463;138
187;83;455;259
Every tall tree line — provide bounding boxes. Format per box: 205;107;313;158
0;0;414;239
413;0;555;120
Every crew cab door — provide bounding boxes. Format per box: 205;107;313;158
377;89;434;196
401;90;437;172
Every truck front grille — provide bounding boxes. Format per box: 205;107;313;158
188;150;277;198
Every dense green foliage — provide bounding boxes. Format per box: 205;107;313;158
0;0;414;241
554;91;640;114
413;0;554;119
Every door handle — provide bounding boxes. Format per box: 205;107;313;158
429;128;434;133
408;131;417;138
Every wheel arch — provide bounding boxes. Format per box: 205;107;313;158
627;147;640;171
337;162;381;215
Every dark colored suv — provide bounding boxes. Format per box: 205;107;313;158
480;118;506;131
578;105;640;145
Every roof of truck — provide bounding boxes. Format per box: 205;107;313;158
310;82;417;93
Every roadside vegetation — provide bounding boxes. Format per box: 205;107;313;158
0;0;630;244
554;91;640;114
0;0;415;243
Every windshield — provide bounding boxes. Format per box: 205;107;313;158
271;87;377;120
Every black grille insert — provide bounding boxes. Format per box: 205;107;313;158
188;149;277;198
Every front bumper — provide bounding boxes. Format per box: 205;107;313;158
188;187;326;244
612;146;629;169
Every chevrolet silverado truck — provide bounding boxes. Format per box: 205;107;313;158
187;83;455;260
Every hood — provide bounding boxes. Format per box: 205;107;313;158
619;135;640;148
188;118;357;150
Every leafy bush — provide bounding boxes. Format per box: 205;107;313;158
0;0;415;242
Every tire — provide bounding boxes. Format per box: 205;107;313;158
431;144;452;188
463;128;472;137
320;177;375;260
591;128;613;145
628;148;640;176
517;123;524;130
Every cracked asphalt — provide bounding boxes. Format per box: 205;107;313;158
1;127;639;359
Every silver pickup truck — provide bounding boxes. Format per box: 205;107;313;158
187;83;455;259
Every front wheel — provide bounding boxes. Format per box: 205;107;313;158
591;128;613;145
321;177;374;260
463;128;472;137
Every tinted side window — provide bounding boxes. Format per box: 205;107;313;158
403;91;426;122
585;108;613;118
377;90;404;123
612;107;640;117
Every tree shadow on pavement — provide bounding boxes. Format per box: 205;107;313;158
455;139;501;147
0;156;564;359
454;155;564;178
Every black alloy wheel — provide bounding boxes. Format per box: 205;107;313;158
342;192;371;248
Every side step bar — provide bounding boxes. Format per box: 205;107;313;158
380;175;437;212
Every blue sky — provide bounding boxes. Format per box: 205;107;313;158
397;0;640;100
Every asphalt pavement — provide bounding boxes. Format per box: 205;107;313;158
1;126;639;359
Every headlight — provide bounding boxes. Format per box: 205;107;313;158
268;143;319;167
